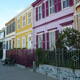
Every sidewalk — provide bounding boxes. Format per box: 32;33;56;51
0;63;54;80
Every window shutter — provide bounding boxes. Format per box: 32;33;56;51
54;0;61;12
46;1;49;17
43;33;45;49
54;3;57;12
36;7;38;21
42;3;45;18
55;30;59;48
55;30;59;41
58;0;61;12
46;32;49;50
69;0;74;6
36;35;38;48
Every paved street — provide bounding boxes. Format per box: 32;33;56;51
0;63;54;80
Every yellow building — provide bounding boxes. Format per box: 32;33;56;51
15;6;33;49
74;0;80;31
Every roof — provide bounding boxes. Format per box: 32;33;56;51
5;18;15;26
32;0;43;7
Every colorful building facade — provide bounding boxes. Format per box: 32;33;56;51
15;6;33;49
0;28;5;59
32;0;74;50
5;18;16;50
74;0;80;31
0;28;5;43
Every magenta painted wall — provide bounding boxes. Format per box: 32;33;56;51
32;0;74;49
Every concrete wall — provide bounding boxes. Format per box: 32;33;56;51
37;65;80;80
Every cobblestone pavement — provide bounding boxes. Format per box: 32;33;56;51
0;63;54;80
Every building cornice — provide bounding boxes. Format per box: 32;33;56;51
5;18;15;26
33;13;74;29
32;0;44;7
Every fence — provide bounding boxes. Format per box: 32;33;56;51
36;48;80;69
6;49;36;67
6;48;80;80
36;48;80;80
6;48;80;69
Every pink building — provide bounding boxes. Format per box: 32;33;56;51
32;0;74;50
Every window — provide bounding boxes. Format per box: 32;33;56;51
6;21;15;35
6;27;8;35
48;0;55;14
0;32;4;39
38;34;43;48
12;22;15;32
63;0;69;8
6;41;8;50
38;5;42;20
36;5;42;21
17;38;20;48
76;0;80;4
28;34;32;49
17;18;20;29
9;40;11;49
11;38;15;49
10;24;12;33
28;12;32;24
8;25;11;34
49;31;55;50
22;37;26;48
22;15;26;27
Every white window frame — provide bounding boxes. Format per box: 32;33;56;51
27;34;32;49
17;38;20;48
11;39;13;49
76;0;80;4
38;5;42;20
0;32;4;39
48;0;55;15
17;17;21;29
37;33;43;48
49;31;56;50
62;0;70;9
22;15;26;27
22;37;26;48
27;11;32;25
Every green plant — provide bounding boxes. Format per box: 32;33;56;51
36;48;43;65
56;28;80;49
35;48;50;65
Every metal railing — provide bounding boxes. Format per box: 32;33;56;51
36;48;80;80
37;48;80;69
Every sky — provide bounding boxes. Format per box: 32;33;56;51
0;0;35;30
